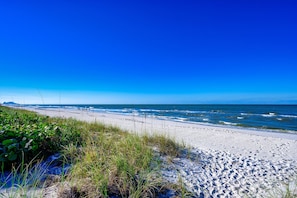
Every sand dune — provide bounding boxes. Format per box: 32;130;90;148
28;107;297;197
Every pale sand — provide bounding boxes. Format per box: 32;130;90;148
29;107;297;162
23;107;297;197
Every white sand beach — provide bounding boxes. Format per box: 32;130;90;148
28;107;297;197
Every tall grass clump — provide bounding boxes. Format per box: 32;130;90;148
66;122;162;197
143;134;183;158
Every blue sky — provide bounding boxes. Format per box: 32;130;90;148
0;0;297;104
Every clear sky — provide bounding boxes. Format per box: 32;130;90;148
1;0;297;104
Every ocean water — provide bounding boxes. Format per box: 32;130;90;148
34;104;297;133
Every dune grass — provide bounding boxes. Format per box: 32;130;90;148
0;158;47;198
143;134;182;158
269;178;297;198
0;106;188;197
65;122;156;197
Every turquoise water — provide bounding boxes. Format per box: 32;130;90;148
35;104;297;132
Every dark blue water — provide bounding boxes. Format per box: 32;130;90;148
35;104;297;132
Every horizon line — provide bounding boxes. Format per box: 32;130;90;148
2;102;297;106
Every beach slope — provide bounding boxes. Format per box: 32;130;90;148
28;107;297;197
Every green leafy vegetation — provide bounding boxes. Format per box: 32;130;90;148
0;106;81;169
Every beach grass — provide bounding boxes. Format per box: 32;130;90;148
0;106;188;197
269;178;297;198
143;133;182;158
0;158;48;198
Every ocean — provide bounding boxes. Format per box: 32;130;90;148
32;104;297;133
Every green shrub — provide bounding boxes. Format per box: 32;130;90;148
0;106;81;169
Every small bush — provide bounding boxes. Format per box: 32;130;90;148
0;106;81;170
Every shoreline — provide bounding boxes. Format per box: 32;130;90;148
95;110;297;137
27;106;297;136
20;104;297;133
21;106;297;197
25;105;297;134
24;106;297;162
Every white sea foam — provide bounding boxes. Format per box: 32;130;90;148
132;111;139;116
93;108;106;113
219;121;237;126
179;110;208;114
237;116;244;119
280;114;297;118
262;113;276;117
156;115;172;121
140;109;162;113
64;106;78;110
240;113;249;116
177;118;188;122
